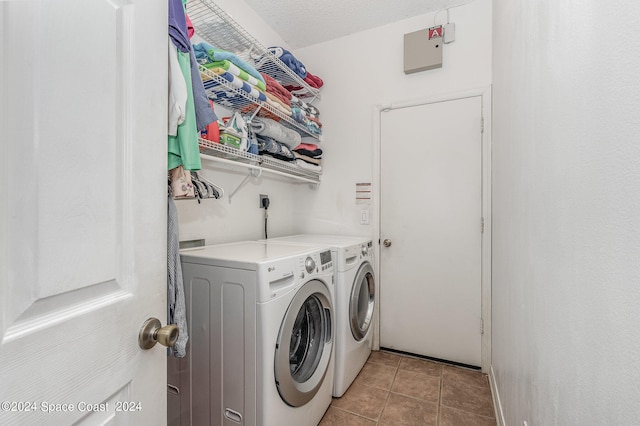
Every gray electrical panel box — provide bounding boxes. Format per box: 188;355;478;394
404;28;443;74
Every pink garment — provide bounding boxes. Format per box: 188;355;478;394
185;14;194;38
295;143;318;151
284;71;324;92
304;72;323;89
170;165;195;199
261;72;292;106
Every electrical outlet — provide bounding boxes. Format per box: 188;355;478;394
259;194;269;208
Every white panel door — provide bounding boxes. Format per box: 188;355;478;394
380;97;483;366
0;1;168;424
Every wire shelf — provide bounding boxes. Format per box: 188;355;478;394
199;66;320;139
186;0;320;101
199;139;321;184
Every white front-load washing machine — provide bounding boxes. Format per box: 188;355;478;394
171;241;335;425
266;235;376;397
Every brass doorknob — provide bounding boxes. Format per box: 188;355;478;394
138;318;179;350
383;239;392;247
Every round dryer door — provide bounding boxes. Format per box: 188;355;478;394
350;262;375;341
275;279;333;407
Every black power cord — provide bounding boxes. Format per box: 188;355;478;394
261;197;270;239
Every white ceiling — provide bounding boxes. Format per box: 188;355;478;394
243;0;475;49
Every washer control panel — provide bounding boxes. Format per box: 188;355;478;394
319;250;333;272
297;250;333;276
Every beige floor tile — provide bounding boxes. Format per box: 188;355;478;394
367;350;402;368
398;356;443;378
441;380;495;418
329;352;496;426
331;382;389;421
378;392;438;426
443;365;490;389
391;369;441;403
319;406;377;425
438;406;497;426
352;361;397;391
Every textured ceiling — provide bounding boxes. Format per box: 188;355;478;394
243;0;475;49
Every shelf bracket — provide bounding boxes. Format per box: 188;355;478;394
228;168;262;203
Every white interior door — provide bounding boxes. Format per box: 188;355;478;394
379;97;483;366
0;1;168;424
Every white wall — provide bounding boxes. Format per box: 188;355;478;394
292;0;492;237
177;0;301;244
492;1;640;424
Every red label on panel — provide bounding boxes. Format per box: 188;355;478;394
428;26;443;39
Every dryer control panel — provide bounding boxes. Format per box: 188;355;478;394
360;241;373;258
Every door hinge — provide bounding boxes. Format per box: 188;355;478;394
480;318;484;334
481;117;484;133
481;217;485;233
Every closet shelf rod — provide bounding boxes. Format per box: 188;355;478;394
200;153;321;186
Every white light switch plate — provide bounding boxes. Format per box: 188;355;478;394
360;209;369;225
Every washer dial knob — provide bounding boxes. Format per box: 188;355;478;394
305;257;316;273
361;245;369;257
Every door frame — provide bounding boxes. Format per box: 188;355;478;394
371;86;492;372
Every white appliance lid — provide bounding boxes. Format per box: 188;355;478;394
180;240;328;264
269;234;371;248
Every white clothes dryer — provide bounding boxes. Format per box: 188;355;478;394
267;235;376;397
171;241;335;426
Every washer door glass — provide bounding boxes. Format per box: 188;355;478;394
275;279;333;407
290;295;324;382
350;262;375;341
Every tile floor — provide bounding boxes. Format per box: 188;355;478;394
319;350;497;426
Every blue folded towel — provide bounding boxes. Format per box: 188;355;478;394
193;42;265;86
268;46;307;79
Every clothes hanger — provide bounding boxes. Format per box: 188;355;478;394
192;172;224;200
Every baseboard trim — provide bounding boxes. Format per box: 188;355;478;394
489;366;505;426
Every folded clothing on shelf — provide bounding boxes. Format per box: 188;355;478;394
203;60;266;91
253;47;323;99
291;108;321;136
202;70;266;102
266;46;307;79
260;72;292;106
256;135;296;162
193;42;265;86
264;92;292;115
304;72;324;89
293;143;323;159
285;71;324;91
290;95;318;117
250;117;301;149
293;151;321;166
205;88;253;110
